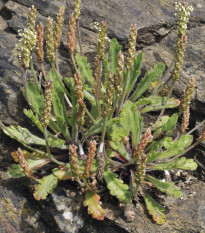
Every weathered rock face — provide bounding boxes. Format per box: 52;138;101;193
0;0;205;232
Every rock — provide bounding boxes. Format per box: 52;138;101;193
0;0;205;232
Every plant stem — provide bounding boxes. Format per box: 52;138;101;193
85;107;96;123
186;119;205;135
30;59;41;91
70;52;78;73
101;117;107;143
117;71;130;116
43;127;65;165
76;19;84;56
153;79;176;127
95;59;102;117
23;68;32;107
40;63;47;80
51;63;72;102
76;177;85;187
55;51;60;74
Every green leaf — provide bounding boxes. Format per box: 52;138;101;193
33;174;58;200
52;92;71;140
154;113;178;137
3;125;67;149
143;193;166;225
130;63;165;101
109;141;131;161
148;157;197;171
84;190;105;220
125;53;143;97
140;97;180;113
104;54;111;89
8;157;51;178
146;175;182;198
52;167;72;180
104;168;132;203
24;109;43;132
131;104;143;147
49;69;70;125
27;81;44;115
147;135;193;163
109;38;122;74
75;53;94;86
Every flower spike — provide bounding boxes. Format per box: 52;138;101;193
54;6;65;51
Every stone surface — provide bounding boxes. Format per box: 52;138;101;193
0;0;205;232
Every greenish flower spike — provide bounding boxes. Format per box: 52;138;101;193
36;22;44;64
41;79;53;128
67;14;76;54
172;2;193;80
74;0;81;20
54;6;65;51
133;128;151;160
180;106;190;134
28;5;37;33
15;28;37;69
114;51;124;97
126;24;137;71
93;56;100;95
74;72;86;125
97;21;107;60
135;154;147;187
46;17;56;63
68;144;80;176
179;76;196;112
84;140;97;178
102;74;115;118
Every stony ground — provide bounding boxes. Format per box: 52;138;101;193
0;0;205;232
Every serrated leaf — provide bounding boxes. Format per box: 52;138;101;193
148;157;197;171
130;63;165;101
109;38;122;74
104;168;132;203
140;97;180;113
147;135;193;163
125;53;143;98
143;193;166;225
3;125;67;149
27;81;44;115
146;175;182;198
84;190;105;220
109;141;131;161
75;53;94;86
52;167;72;180
24;109;43;132
34;174;58;200
8;157;51;178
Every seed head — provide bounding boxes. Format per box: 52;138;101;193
36;22;44;64
67;14;76;53
126;24;137;71
46;17;56;63
69;144;80;176
41;79;53;128
114;52;124;97
84;140;96;178
28;5;37;33
97;21;107;60
54;6;65;50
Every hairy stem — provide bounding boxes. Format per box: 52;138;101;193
95;59;102;117
101;117;107;143
76;19;84;56
30;59;41;91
